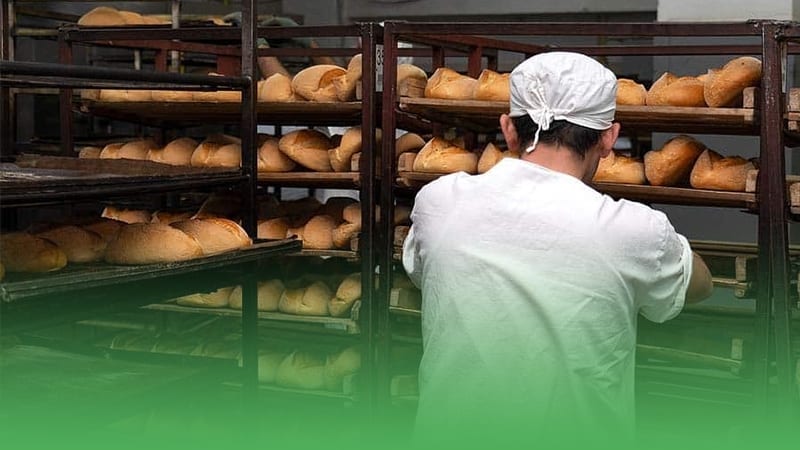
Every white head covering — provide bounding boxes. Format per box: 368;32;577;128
509;52;617;153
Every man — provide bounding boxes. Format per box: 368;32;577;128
402;52;713;447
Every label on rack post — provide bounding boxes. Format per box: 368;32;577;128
375;44;384;93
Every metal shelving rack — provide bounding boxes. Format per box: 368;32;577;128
379;20;798;428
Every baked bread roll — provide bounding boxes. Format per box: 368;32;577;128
473;69;510;101
151;90;194;102
333;53;362;102
104;223;204;265
329;127;382;172
278;281;332;316
102;206;152;224
258;74;296;103
101;139;155;160
98;142;124;158
191;139;242;168
257;137;296;172
341;203;361;225
78;146;102;159
593;151;646;185
37;225;106;263
477;143;521;173
278;129;334;172
329;273;361;318
323;347;361;391
413;137;478;174
616;79;647;106
332;222;360;249
425;68;478;100
150;211;193;224
395;132;426;159
704;56;762;107
0;233;68;273
228;279;285;311
646;72;706;107
275;352;326;390
82;219;124;243
291;64;347;102
318;197;357;223
78;7;126;27
301;215;337;250
689;149;756;192
397;64;428;98
147;137;198;166
176;286;234;308
257;218;290;240
644;135;706;186
256;352;286;383
117;11;146;25
170;218;252;256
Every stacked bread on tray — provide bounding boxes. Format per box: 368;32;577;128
77;6;168;26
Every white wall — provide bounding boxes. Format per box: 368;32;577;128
343;0;656;18
658;0;793;21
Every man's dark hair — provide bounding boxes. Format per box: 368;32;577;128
512;114;604;159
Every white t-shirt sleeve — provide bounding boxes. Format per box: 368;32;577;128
638;218;693;323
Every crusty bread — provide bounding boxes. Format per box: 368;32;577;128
104;223;204;265
258;74;296;103
646;72;706;107
332;222;360;249
258;137;296;172
425;67;478;100
395;132;426;159
275;351;326;389
98;142;124;159
341;203;361;225
644;135;706;186
176;286;234;308
256;351;286;383
333;53;363;102
81;219;124;243
147;137;197;166
323;347;361;391
413;137;478;174
228;279;285;311
329;127;382;172
152;90;194;102
150;211;193;224
301;215;338;250
291;64;347;102
593;151;646;185
689;149;756;192
78;146;103;159
704;56;762;107
37;225;106;263
473;69;510;101
329;273;361;317
257;218;290;240
319;197;358;223
77;7;126;27
278;129;334;172
278;281;332;316
477;142;506;174
193;89;242;103
616;79;647;106
191;141;241;168
118;11;146;25
101;206;152;224
170;218;252;256
0;233;68;273
397;64;428;98
101;139;155;160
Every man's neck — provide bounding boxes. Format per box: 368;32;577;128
519;143;589;182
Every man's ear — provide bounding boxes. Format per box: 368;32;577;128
599;123;621;158
500;114;520;152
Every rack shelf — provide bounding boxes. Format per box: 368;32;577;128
258;172;360;189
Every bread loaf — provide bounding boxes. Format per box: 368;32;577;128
473;69;510;101
151;90;194;102
78;146;102;159
101;139;155;160
275;352;326;390
616;79;647;106
291;64;347;102
323;347;361;391
329;273;361;318
257;218;290;240
278;129;333;172
413;137;478;174
689;149;755;192
191;140;241;168
81;219;124;243
104;223;204;265
193;87;241;103
395;132;426;159
170;218;252;256
478;142;504;174
117;11;146;25
593;151;646;185
332;222;360;249
329;127;381;172
77;7;126;27
228;279;285;311
102;206;152;224
98;142;124;158
258;74;296;103
0;233;68;273
425;68;478;100
150;211;193;224
644;135;706;186
646;73;706;107
332;53;362;102
301;215;338;250
37;225;106;263
176;286;234;308
278;281;332;316
319;197;358;222
704;57;762;107
397;64;428;98
147;137;197;166
256;352;286;383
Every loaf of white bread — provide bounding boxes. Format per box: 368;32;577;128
646;72;707;107
176;286;235;308
228;279;285;311
690;149;756;191
278;280;332;316
146;137;198;166
191;135;242;168
329;273;361;318
292;65;347;102
278;129;334;172
413;137;478;174
328;127;381;172
477;142;520;174
644;135;706;186
616;79;647;106
36;225;107;263
703;56;762;107
100;139;156;160
593;151;646;185
425;67;478;100
78;7;166;26
473;69;510;101
0;233;68;273
258;73;299;102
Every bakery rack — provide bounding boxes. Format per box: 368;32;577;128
379;20;798;431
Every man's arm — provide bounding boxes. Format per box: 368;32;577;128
685;252;713;304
